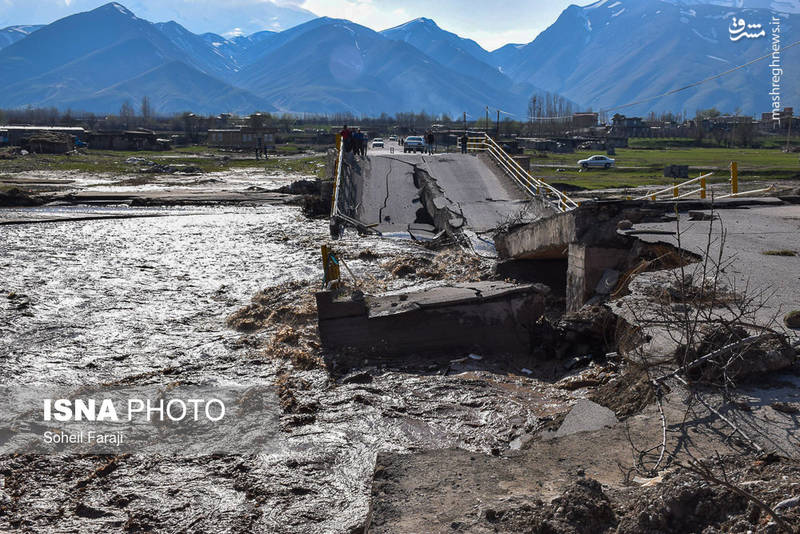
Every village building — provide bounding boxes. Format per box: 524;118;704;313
87;130;171;151
0;126;86;147
760;107;797;130
206;127;277;150
571;112;599;130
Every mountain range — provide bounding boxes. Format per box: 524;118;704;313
0;0;796;117
495;0;799;116
0;24;43;49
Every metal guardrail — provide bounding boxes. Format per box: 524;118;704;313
634;172;713;201
330;135;376;233
632;162;775;202
717;162;776;198
330;135;345;219
468;133;579;212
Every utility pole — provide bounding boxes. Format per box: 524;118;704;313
496;109;500;138
786;111;793;151
485;106;489;134
463;111;467;134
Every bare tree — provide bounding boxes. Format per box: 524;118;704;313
141;96;153;126
120;100;135;129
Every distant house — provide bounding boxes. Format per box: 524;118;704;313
21;132;75;154
572;112;599;129
761;107;795;130
207;127;276;150
0;126;85;147
88;130;170;151
610;115;649;137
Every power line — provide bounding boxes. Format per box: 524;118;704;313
601;39;800;114
522;39;800;119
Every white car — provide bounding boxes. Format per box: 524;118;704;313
389;135;398;142
372;138;384;148
578;155;615;169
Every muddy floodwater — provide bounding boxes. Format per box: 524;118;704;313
0;200;575;532
0;205;337;384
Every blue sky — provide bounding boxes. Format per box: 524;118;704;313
0;0;580;50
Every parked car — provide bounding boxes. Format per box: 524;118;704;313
578;155;615;169
389;135;398;142
372;138;384;148
404;136;425;153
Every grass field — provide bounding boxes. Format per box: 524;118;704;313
2;142;797;192
529;147;800;190
0;147;329;179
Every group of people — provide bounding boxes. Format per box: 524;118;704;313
339;125;368;156
340;125;470;155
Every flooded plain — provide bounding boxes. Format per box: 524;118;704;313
0;191;576;532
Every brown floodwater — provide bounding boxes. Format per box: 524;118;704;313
0;202;574;533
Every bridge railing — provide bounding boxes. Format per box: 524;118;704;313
330;134;371;232
633;172;713;201
633;162;775;201
468;133;579;212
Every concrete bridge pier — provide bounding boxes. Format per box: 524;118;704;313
496;202;646;312
566;243;630;312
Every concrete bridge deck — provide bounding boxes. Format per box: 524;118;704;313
345;145;535;240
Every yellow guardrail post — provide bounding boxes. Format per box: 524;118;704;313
321;245;340;288
673;182;678;198
700;175;707;199
730;161;738;196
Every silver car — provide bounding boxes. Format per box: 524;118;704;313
403;136;425;153
578;155;615;169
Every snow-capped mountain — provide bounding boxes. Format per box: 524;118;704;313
0;3;271;113
1;0;795;116
664;0;800;14
0;25;43;50
493;0;799;115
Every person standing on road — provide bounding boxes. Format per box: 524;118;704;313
355;129;365;156
426;130;435;155
340;125;352;153
461;133;468;154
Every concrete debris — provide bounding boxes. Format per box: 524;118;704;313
594;268;620;294
553;399;618;438
316;281;549;362
617;219;633;230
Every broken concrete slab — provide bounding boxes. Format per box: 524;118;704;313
316;281;549;362
554;399;618;438
495;201;644;261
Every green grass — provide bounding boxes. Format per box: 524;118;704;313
529;146;799;190
0;147;329;180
